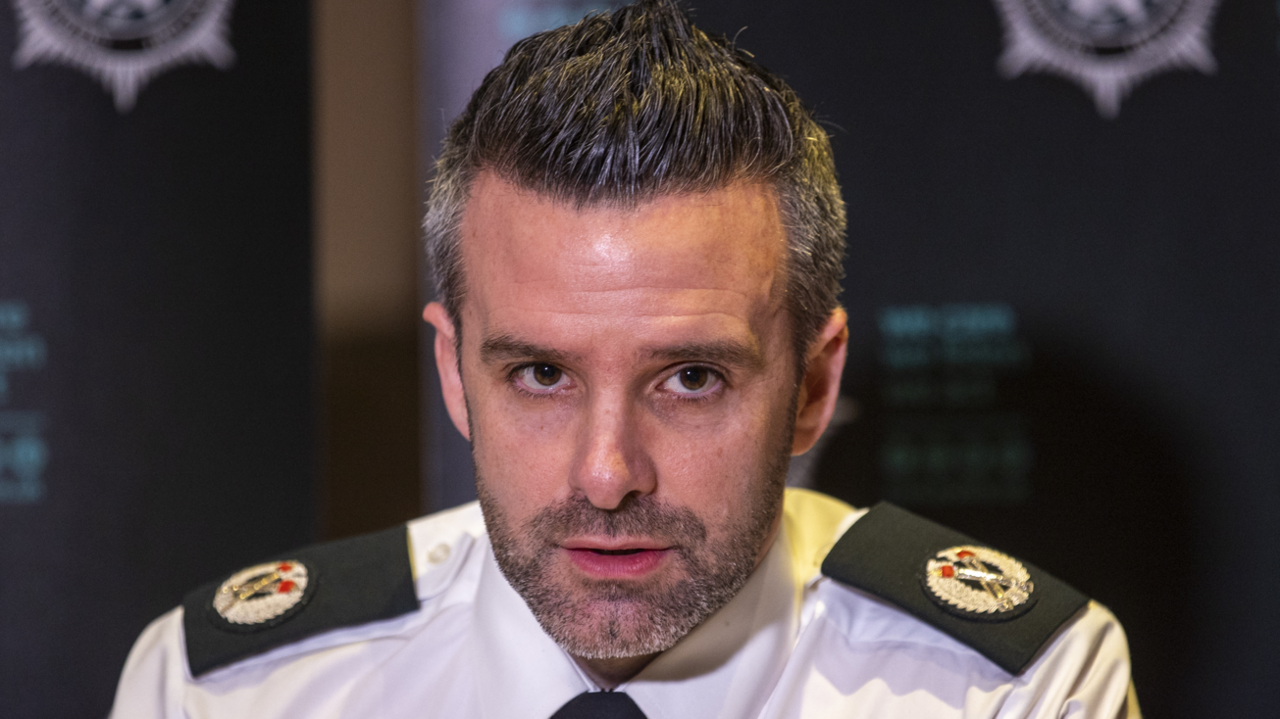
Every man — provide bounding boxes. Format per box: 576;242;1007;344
111;1;1136;716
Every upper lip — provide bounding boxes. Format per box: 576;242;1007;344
560;537;672;552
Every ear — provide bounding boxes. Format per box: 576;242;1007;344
423;302;471;441
792;308;849;455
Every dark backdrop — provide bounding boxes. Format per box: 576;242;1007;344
679;1;1279;717
0;3;314;716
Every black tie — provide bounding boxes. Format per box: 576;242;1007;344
550;691;648;719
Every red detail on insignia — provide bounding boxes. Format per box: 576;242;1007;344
277;580;295;594
956;551;974;559
278;563;292;572
940;565;955;578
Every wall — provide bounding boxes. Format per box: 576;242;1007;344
313;0;423;538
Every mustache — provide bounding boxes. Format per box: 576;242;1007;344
527;494;708;546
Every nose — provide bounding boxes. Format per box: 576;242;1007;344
569;393;655;510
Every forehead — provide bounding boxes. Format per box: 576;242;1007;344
457;173;788;338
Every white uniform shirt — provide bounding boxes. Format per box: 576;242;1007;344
111;489;1137;718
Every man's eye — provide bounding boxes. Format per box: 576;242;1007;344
530;364;562;386
515;364;567;392
661;366;722;396
678;367;709;390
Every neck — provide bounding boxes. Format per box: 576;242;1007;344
574;653;659;690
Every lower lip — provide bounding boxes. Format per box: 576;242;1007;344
565;548;671;578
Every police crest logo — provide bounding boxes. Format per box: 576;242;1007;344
10;0;236;112
922;545;1037;620
991;0;1220;117
211;560;311;629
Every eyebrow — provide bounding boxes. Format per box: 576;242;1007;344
641;339;765;370
479;334;764;370
479;334;578;365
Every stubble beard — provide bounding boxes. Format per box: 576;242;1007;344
476;436;791;660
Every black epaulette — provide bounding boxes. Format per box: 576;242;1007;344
182;524;419;677
821;502;1089;676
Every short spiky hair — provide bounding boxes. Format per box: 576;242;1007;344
424;0;845;359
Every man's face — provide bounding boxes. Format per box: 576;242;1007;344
426;173;841;660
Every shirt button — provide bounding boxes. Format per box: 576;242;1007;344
427;543;451;564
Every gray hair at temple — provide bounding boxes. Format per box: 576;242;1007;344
423;0;845;361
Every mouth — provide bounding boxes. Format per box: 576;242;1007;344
560;540;673;578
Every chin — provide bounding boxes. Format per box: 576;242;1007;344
524;561;728;659
540;591;697;659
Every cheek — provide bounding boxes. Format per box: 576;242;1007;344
470;386;579;510
646;400;783;517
